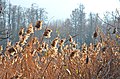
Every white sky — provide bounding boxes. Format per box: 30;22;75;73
10;0;120;20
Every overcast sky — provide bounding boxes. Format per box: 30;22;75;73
10;0;120;20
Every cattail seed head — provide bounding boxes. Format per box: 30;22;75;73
35;20;43;30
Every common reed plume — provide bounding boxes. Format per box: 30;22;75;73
63;44;69;54
70;51;75;58
14;42;23;52
71;41;77;50
32;37;38;45
70;49;79;58
82;43;87;53
42;42;46;48
43;28;52;38
35;20;43;30
89;43;94;50
41;42;48;52
19;27;24;36
7;47;17;56
19;34;29;46
58;38;66;54
51;37;59;48
26;23;34;36
6;41;12;51
19;28;24;41
37;46;43;53
59;38;66;47
49;37;59;57
7;41;11;47
69;35;73;43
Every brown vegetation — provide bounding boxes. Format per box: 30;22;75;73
0;21;120;79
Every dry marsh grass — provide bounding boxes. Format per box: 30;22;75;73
0;21;120;79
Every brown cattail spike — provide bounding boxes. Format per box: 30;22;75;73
93;31;97;38
86;55;89;64
35;20;43;30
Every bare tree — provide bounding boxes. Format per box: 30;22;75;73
70;4;86;43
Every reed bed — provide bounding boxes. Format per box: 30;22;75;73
0;21;120;79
